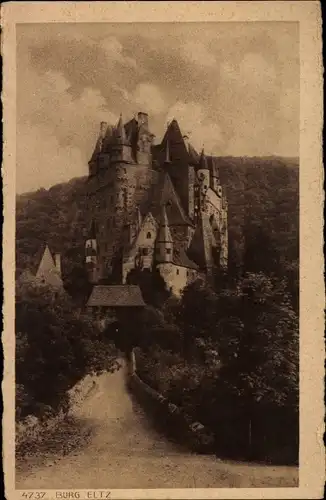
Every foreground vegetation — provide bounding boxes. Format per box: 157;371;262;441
128;272;299;465
16;279;119;421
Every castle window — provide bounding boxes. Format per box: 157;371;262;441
146;232;151;239
166;248;171;255
142;247;149;256
176;269;179;276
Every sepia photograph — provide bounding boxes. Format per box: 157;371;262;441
1;2;324;499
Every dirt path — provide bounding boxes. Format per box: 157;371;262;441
16;360;298;489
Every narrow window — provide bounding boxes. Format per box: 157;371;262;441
146;232;151;239
166;248;171;255
176;269;179;276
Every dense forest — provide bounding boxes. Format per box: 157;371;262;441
16;156;299;308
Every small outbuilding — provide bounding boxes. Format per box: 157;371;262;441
86;284;145;312
86;284;146;351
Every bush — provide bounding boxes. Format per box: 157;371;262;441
135;272;299;464
16;280;119;419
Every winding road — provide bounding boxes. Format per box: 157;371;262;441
16;360;298;489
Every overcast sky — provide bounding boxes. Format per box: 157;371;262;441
16;22;299;194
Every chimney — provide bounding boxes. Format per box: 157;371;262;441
138;112;148;130
100;121;108;139
54;253;62;276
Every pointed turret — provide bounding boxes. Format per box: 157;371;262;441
36;245;63;289
114;114;128;145
88;219;97;239
157;205;173;243
210;157;222;197
111;113;133;164
197;148;210;198
155;205;173;263
199;148;208;170
102;124;114;153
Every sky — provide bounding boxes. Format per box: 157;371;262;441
16;22;299;194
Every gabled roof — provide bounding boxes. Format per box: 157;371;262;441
145;172;192;226
154;119;200;167
35;245;63;289
89;136;102;163
187;216;217;270
87;285;145;307
123;211;158;262
173;247;199;270
188;143;200;165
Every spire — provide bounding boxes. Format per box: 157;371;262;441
164;139;171;164
35;245;63;288
199;148;208;169
88;220;96;240
114;113;128;144
157;205;173;243
102;124;114;152
211;157;220;179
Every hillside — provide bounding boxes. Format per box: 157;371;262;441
16;157;299;306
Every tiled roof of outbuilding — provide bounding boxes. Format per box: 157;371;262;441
87;285;146;307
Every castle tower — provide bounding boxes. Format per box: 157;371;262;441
155;205;173;263
85;220;98;284
87;112;156;282
110;114;134;164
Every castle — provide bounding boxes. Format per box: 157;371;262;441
85;112;228;297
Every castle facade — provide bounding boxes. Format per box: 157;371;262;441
85;112;228;297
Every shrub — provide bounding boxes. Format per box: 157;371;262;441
16;280;119;419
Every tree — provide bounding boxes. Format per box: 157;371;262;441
15;280;119;419
177;279;218;356
126;267;170;308
213;272;299;460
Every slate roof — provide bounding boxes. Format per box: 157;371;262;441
157;205;173;243
173;247;199;270
142;171;192;227
187;217;216;270
87;285;146;307
152;119;200;167
35;245;63;289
